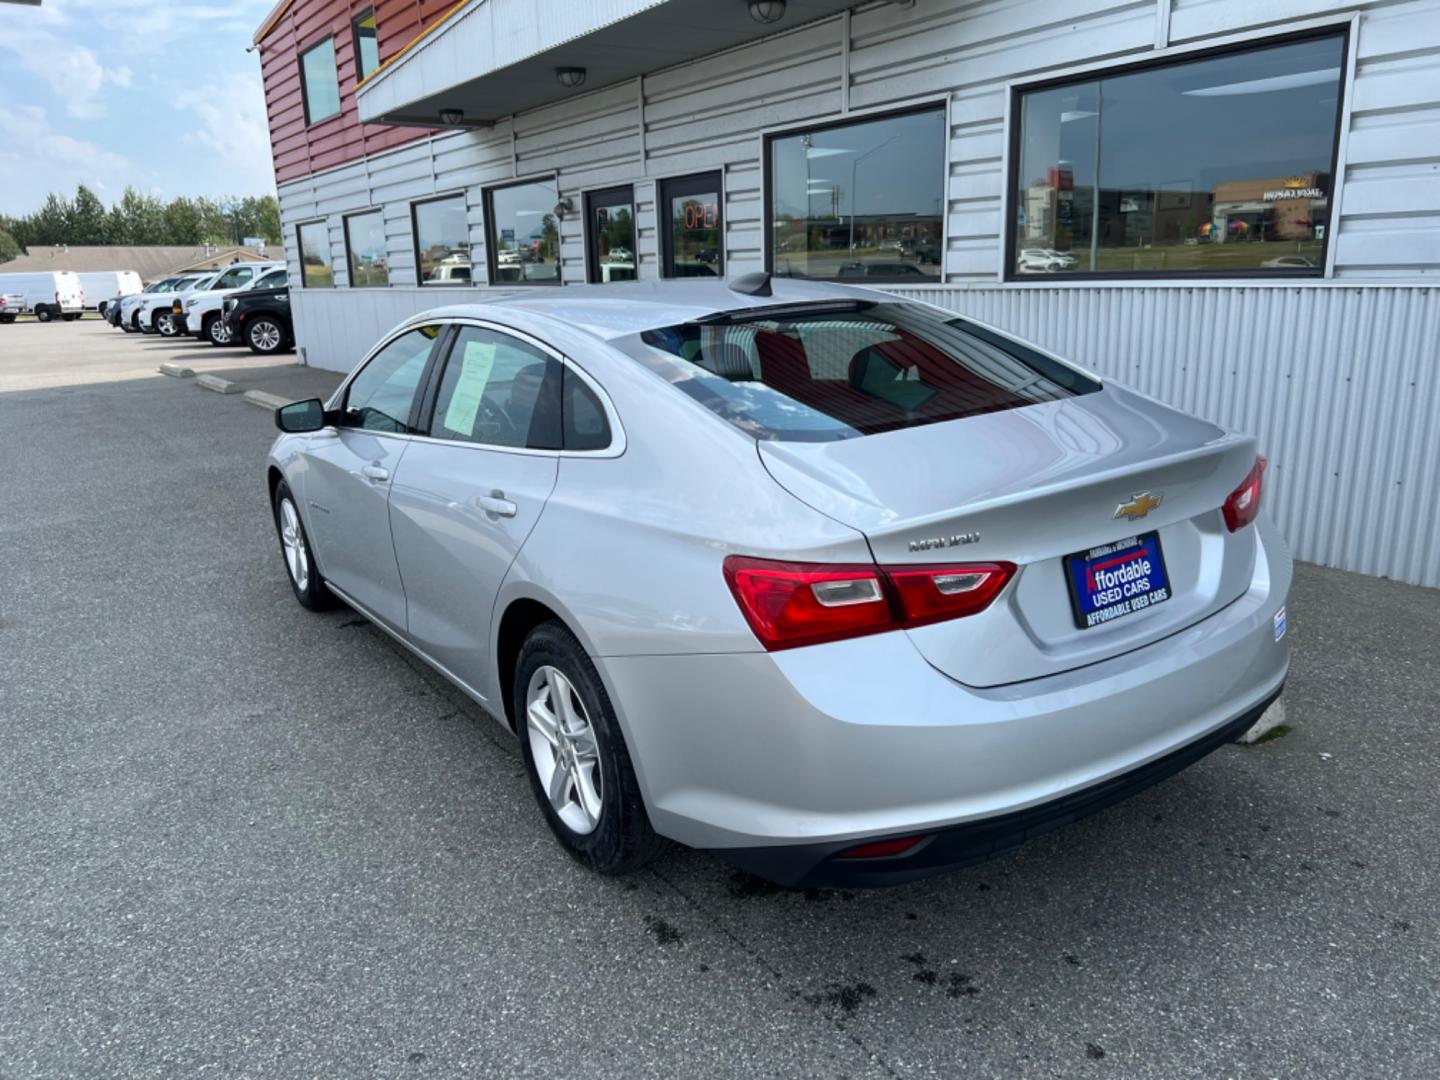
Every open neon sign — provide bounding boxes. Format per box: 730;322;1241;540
682;199;718;230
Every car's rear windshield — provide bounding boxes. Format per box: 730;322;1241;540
613;301;1099;441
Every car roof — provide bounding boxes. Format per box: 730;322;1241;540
408;278;900;341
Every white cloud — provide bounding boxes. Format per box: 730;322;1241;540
180;70;277;195
0;105;140;206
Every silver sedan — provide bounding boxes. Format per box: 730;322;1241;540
266;278;1290;887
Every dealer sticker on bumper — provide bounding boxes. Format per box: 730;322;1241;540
1064;532;1171;630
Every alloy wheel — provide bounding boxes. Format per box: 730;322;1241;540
251;321;282;352
278;497;309;591
209;319;231;345
526;665;604;834
157;313;176;335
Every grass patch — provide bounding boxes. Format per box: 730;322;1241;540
1250;723;1292;746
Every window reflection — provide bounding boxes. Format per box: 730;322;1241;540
1013;33;1344;276
769;108;944;282
662;174;723;278
298;221;332;287
345;210;388;286
589;189;636;283
488;179;561;284
300;37;341;124
414;195;471;286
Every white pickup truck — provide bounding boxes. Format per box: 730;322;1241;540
178;263;287;345
132;272;219;335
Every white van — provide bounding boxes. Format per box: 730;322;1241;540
0;271;86;322
77;271;143;316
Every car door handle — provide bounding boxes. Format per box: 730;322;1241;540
361;464;390;483
475;493;517;518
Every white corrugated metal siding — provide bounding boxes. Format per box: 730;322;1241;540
886;283;1440;587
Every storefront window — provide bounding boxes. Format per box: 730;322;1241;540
412;195;471;286
486;179;562;285
586;186;636;283
297;221;332;287
768;107;944;282
660;173;722;278
300;37;341;125
1010;31;1345;277
345;210;388;287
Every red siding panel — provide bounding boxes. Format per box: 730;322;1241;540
258;0;446;185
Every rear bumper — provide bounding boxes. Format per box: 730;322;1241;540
596;515;1291;885
718;684;1281;887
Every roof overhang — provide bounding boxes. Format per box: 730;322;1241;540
356;0;858;128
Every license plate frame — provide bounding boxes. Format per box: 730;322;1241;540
1063;531;1171;630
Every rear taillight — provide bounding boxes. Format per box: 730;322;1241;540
1223;455;1267;532
885;562;1016;628
722;558;892;650
723;556;1015;651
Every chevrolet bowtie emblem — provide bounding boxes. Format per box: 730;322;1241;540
1114;491;1163;521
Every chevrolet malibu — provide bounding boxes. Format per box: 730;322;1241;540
266;278;1290;887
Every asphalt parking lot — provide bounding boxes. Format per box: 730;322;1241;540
2;319;1437;1078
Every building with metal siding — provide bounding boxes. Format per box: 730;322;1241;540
254;0;1440;587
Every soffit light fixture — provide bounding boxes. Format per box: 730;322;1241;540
439;108;464;125
748;1;786;24
556;67;587;89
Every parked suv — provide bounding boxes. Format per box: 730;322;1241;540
135;273;216;335
223;284;293;355
179;262;287;344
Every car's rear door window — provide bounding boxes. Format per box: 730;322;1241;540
425;326;562;450
613;302;1099;441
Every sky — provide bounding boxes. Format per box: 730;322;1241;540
0;0;278;216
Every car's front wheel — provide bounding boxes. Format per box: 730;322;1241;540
154;311;178;336
247;316;288;355
34;306;53;323
203;313;232;346
272;481;332;611
516;622;663;874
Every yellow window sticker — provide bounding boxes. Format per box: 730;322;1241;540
443;340;496;436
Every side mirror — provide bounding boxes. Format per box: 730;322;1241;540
275;397;330;433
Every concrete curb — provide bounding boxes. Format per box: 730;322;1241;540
242;390;290;411
1237;697;1288;744
159;362;194;378
195;373;241;395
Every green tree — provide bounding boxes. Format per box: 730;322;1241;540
196;197;232;245
254;195;281;244
163;197;203;245
109;186;166;244
69;185;109;244
28;192;72;246
0;227;21;263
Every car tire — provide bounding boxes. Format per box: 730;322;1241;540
272;481;333;611
154;310;177;336
203;313;233;347
0;315;14;324
247;316;288;355
62;313;81;321
515;621;665;875
35;306;53;323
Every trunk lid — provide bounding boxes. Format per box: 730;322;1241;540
759;384;1260;687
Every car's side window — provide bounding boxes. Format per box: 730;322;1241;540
215;267;253;289
341;326;441;434
562;367;611;451
427;326;562;450
256;269;288;289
